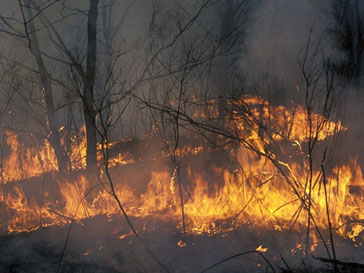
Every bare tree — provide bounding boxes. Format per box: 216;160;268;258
298;32;339;266
214;0;251;95
0;0;71;172
137;29;344;267
329;0;364;84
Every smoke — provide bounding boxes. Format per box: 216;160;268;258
242;0;332;103
2;1;364;272
241;0;364;178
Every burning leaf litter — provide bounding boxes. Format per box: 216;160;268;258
0;95;363;272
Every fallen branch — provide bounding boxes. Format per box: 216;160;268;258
199;250;276;273
313;255;364;270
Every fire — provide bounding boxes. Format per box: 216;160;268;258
256;245;268;253
228;96;344;143
1;126;134;184
4;154;363;243
0;95;363;256
5;185;62;233
2;132;58;182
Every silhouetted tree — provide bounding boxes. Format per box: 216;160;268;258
329;0;364;84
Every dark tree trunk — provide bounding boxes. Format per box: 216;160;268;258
331;0;364;84
24;1;69;172
83;0;99;175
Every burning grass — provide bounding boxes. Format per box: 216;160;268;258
0;95;363;272
3;147;364;243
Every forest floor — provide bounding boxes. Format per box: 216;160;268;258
0;214;363;273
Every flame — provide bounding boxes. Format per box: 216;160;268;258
2;132;58;182
5;185;63;233
228;96;344;143
5;155;364;242
1;126;135;184
4;155;362;245
256;245;268;253
1;95;363;257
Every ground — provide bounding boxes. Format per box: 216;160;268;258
0;214;363;273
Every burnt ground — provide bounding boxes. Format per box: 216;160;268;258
0;214;363;273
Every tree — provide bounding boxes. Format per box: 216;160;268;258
0;0;71;172
82;0;99;174
139;28;343;266
0;0;106;176
36;0;100;175
329;0;364;84
213;0;251;97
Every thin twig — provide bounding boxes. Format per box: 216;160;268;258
199;250;276;273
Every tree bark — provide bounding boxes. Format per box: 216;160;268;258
83;0;99;175
24;1;69;172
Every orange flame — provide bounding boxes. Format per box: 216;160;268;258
1;95;362;255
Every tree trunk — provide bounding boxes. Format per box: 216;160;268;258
24;1;69;172
83;0;99;176
84;103;97;174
